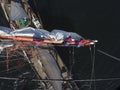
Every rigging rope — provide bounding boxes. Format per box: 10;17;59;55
0;63;29;74
0;58;25;63
97;49;120;62
89;44;96;90
69;46;75;76
0;76;120;82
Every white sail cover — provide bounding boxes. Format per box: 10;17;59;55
10;1;28;20
0;26;12;36
51;29;84;41
10;27;52;39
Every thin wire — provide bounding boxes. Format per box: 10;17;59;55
0;76;120;82
0;54;18;57
69;46;75;76
22;49;31;63
6;49;9;71
89;45;93;89
97;49;120;62
89;44;96;90
0;58;25;63
73;77;120;82
93;44;96;90
72;46;75;76
0;63;29;74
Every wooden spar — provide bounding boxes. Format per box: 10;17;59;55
0;0;9;21
0;0;80;89
0;35;97;45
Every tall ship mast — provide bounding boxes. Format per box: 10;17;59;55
0;0;97;89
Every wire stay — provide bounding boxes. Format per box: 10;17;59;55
97;49;120;62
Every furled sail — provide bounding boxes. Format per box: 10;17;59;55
10;1;28;21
